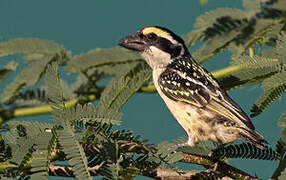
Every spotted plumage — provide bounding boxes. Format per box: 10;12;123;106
118;26;267;149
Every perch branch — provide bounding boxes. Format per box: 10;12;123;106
182;154;258;180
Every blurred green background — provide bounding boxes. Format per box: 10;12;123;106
0;0;283;179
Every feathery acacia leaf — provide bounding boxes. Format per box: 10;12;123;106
30;127;56;180
5;88;47;108
191;8;249;61
251;71;286;117
276;32;286;64
3;121;53;167
269;0;286;11
0;61;18;86
211;142;278;160
0;38;64;58
66;103;122;126
278;168;286;180
30;150;49;180
279;112;286;127
45;61;65;113
66;48;142;73
272;128;286;179
98;61;151;112
231;55;280;80
272;149;286;179
56;128;92;180
1;53;65;102
193;8;247;31
176;137;219;156
190;1;285;62
147;141;183;169
46;61;92;180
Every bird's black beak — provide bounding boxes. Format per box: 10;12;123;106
118;33;147;52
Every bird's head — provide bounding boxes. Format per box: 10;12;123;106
118;26;189;69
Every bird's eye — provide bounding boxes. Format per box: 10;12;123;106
147;33;157;39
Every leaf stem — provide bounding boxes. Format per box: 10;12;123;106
12;95;97;118
249;47;254;58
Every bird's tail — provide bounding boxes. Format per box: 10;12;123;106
239;128;268;150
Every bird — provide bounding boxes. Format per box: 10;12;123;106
118;26;267;150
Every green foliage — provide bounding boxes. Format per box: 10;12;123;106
66;48;141;73
212;142;278;161
0;38;71;102
184;0;285;62
0;61;18;86
3;121;53;165
175;137;219;156
0;38;64;58
272;130;286;179
147;141;183;169
46;61;92;179
97;61;151;112
251;71;286;117
279;112;286;127
67;103;122;126
5;88;47;108
1;0;286;179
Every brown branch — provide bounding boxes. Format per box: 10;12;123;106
142;168;233;180
49;163;104;177
182;154;259;180
49;164;233;180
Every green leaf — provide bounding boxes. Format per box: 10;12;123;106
242;0;261;16
97;61;151;112
56;128;92;180
276;32;286;64
279;112;286;127
278;168;286;180
211;142;278;160
0;38;63;58
193;29;242;62
272;129;286;179
30;129;56;180
193;8;247;31
66;103;123;126
0;61;18;86
182;29;204;48
176;137;219;156
1;54;56;102
231;55;280;80
3;121;53;166
46;61;92;180
251;71;286;117
66;48;142;73
147;141;183;169
5;88;47;108
269;0;286;11
272;149;286;179
30;149;49;180
45;61;65;115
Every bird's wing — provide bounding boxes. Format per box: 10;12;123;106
159;61;255;130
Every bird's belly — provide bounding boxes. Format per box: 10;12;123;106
168;101;239;144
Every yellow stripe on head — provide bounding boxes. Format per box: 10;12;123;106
140;27;174;42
